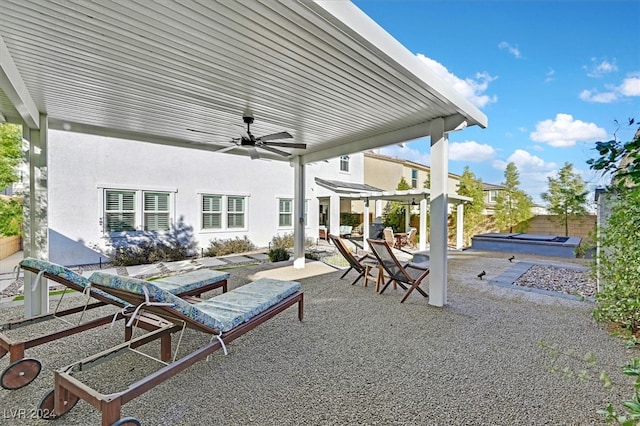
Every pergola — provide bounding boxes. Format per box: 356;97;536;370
341;188;472;251
0;0;487;315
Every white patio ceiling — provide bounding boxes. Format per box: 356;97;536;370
0;0;487;162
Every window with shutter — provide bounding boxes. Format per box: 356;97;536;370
143;192;170;231
227;196;245;228
202;195;222;229
105;190;136;232
279;199;293;227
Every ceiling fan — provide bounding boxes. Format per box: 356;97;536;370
188;114;306;159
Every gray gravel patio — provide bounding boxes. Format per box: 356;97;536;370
0;250;636;425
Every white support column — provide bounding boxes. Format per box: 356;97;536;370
456;203;464;250
405;203;411;232
375;200;383;222
419;198;428;251
23;114;49;317
293;159;306;269
329;193;341;237
429;118;448;307
363;198;371;251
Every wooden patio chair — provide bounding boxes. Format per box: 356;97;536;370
36;273;303;425
366;239;430;303
406;227;417;248
328;234;379;286
0;258;229;391
383;227;395;247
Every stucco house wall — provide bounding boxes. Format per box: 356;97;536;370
47;130;364;265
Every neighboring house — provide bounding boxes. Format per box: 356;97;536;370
44;130;367;266
482;182;547;215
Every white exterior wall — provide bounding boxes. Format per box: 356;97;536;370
47;131;364;265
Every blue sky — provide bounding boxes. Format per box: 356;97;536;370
354;0;640;203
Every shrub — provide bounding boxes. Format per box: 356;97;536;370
203;236;257;257
593;187;640;337
271;232;315;250
112;239;188;266
268;247;290;262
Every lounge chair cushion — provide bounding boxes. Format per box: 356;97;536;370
19;257;128;307
152;269;229;294
90;273;301;333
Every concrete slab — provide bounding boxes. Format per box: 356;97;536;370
196;257;228;268
220;255;256;265
127;263;163;278
248;261;337;281
162;260;198;272
245;253;269;261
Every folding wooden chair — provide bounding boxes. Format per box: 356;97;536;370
328;234;379;286
367;239;430;303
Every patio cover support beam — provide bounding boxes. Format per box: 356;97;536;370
419;198;428;251
0;36;39;129
429;118;448;307
456;204;464;250
22;114;49;317
363;199;371;251
293;158;306;269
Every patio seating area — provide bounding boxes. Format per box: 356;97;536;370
0;250;635;424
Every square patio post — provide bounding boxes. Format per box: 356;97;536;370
456;203;464;250
429;118;447;307
293;158;306;269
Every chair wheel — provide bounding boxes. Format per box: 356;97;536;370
0;358;41;390
112;417;141;426
38;388;79;419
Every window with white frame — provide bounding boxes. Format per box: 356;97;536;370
227;196;245;228
202;195;222;229
489;190;498;203
411;169;418;188
143;192;170;231
105;190;136;232
340;155;350;172
279;198;293;227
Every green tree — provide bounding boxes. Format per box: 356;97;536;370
0;123;23;236
383;177;411;232
494;162;533;232
0;123;22;189
456;166;485;246
587;118;640;188
541;162;590;236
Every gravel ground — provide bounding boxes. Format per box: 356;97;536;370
0;251;636;425
514;264;596;298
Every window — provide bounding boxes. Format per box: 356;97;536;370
340;155;350;172
227;196;245;228
279;199;293;227
143;192;170;231
202;195;222;229
411;169;418;188
105;190;136;232
489;190;498;203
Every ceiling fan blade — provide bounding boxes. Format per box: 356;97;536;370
247;147;260;160
187;128;223;136
214;145;237;154
257;131;293;142
258;144;291;157
262;141;307;149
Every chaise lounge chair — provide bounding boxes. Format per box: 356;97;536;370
0;258;229;390
328;234;379;287
367;239;430;303
37;272;304;425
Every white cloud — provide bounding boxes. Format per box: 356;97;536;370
544;68;555;83
584;58;618;78
416;54;497;108
449;141;496;162
579;75;640;103
530;113;607;147
498;41;522;58
492;149;557;201
619;76;640;96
